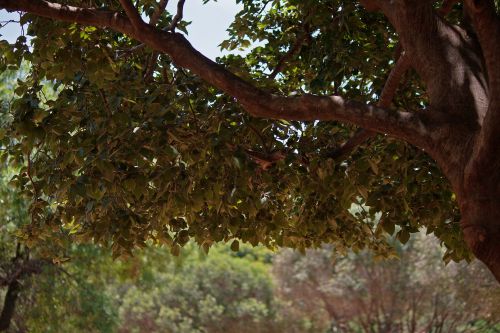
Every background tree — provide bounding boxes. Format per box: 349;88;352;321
3;230;499;332
0;0;500;281
112;245;298;333
273;235;500;332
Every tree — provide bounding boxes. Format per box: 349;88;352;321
113;244;295;333
0;0;499;281
273;235;500;332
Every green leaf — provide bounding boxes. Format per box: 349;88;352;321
230;240;240;252
397;229;411;244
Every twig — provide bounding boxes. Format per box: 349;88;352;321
269;17;311;79
247;123;271;154
269;33;308;79
168;0;186;32
143;51;160;81
324;128;376;159
98;89;111;113
244;149;286;170
118;0;144;31
116;43;146;59
185;92;200;133
26;151;38;199
325;53;411;159
150;0;169;25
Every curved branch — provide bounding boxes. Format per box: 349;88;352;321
118;0;145;31
378;54;411;107
0;0;136;34
0;0;440;151
168;0;185;32
374;1;488;122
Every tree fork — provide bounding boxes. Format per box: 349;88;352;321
327;53;411;160
327;0;470;162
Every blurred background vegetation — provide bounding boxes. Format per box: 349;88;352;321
2;205;500;332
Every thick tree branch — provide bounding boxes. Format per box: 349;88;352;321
465;0;500;96
0;244;46;332
0;260;46;287
0;0;442;151
137;0;182;79
117;0;168;58
334;0;461;160
0;0;136;34
371;0;488;123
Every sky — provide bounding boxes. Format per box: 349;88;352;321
0;0;242;60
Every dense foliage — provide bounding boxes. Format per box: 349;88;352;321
1;3;500;329
0;0;466;262
0;126;498;331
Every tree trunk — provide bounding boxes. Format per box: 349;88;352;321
0;280;20;332
460;181;500;281
371;0;500;283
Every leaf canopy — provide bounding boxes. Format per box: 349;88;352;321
0;0;466;260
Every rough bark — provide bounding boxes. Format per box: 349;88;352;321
460;0;500;282
1;0;500;281
370;0;500;281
